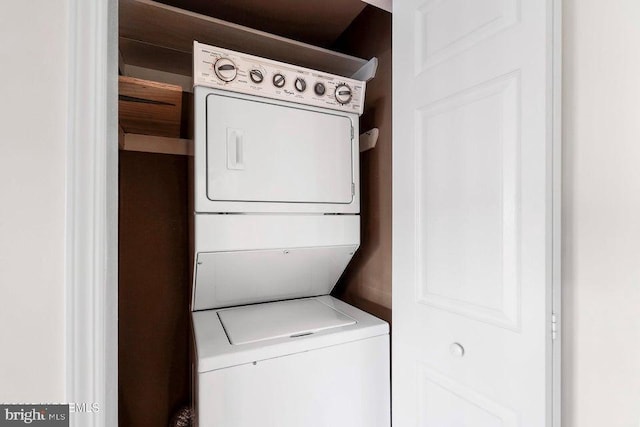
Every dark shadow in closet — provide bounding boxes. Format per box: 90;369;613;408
118;151;190;427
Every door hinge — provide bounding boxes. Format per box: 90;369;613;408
551;312;558;340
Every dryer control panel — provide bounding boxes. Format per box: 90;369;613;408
193;41;366;115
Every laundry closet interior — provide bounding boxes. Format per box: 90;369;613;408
116;0;392;425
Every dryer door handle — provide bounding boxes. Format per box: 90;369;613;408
226;128;245;170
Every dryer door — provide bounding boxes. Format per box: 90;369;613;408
206;93;355;205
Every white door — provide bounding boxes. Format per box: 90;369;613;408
392;1;560;426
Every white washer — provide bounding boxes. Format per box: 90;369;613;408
191;42;390;427
193;296;389;427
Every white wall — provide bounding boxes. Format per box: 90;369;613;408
563;1;640;426
0;1;69;402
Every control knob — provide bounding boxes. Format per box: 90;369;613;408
294;77;307;92
249;69;264;84
334;84;352;104
214;58;237;82
314;82;326;96
273;73;286;88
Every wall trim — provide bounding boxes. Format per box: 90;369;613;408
552;0;563;425
65;0;118;426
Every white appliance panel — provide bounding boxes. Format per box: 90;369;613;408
197;335;390;427
193;245;358;310
194;87;360;214
206;93;354;204
194;214;360;254
217;298;356;345
193;41;366;115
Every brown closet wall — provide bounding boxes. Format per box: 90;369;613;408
118;151;191;427
332;7;393;323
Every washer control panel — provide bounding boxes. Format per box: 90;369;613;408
193;41;366;115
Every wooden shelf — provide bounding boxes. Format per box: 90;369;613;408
119;133;193;156
119;0;378;82
119;75;192;156
119;76;183;138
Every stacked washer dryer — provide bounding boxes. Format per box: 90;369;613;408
190;41;390;427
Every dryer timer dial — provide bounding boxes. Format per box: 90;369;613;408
334;84;353;104
214;58;237;82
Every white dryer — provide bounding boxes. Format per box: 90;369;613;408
191;42;390;427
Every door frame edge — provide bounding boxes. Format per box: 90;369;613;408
550;0;563;425
65;0;119;425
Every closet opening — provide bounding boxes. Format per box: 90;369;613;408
117;1;391;425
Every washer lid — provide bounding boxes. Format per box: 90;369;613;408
218;298;356;345
193;296;389;372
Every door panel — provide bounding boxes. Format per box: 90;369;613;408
206;93;354;204
418;365;518;427
415;0;519;70
417;73;520;329
393;0;557;426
